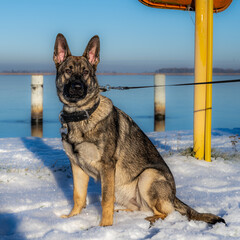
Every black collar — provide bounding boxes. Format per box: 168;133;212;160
60;100;100;123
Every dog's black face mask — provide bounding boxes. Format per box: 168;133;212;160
63;77;87;103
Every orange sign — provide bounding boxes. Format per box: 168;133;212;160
139;0;232;12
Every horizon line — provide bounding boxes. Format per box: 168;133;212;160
1;72;240;76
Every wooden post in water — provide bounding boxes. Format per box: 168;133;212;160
31;123;43;138
154;74;165;131
31;75;43;137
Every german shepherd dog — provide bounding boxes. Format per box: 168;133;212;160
53;33;225;227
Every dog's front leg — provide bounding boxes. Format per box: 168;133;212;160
100;163;115;227
62;163;89;218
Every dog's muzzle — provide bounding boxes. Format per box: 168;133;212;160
63;80;87;102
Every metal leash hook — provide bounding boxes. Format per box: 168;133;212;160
99;84;111;92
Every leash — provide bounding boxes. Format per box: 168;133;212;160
99;78;240;92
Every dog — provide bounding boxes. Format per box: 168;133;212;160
53;33;225;227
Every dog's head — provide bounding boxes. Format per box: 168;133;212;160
53;34;100;107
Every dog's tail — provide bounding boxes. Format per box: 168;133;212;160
174;197;226;225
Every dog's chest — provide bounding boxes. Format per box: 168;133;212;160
67;125;84;144
74;141;101;180
65;123;102;180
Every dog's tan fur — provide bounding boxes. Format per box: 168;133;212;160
53;33;225;227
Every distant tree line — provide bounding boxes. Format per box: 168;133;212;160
1;70;45;73
0;70;55;74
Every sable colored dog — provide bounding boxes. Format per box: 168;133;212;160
53;33;225;227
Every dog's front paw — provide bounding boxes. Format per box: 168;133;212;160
61;212;79;218
61;205;83;219
99;218;113;227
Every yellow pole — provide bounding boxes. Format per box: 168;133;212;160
205;0;213;162
194;0;207;160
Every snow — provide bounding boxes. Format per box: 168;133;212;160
0;129;240;239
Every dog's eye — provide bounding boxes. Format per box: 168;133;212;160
83;70;89;76
65;69;72;75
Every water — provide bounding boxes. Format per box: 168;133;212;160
0;74;239;138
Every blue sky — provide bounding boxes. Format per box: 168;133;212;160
0;0;240;72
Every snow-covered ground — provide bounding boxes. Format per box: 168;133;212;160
0;129;240;239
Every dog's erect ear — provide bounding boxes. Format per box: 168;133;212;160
83;35;100;71
53;33;71;67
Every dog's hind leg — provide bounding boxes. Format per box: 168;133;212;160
137;169;175;225
145;199;174;225
61;163;89;218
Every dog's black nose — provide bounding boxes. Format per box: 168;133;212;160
71;82;84;90
63;79;87;103
69;81;85;95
